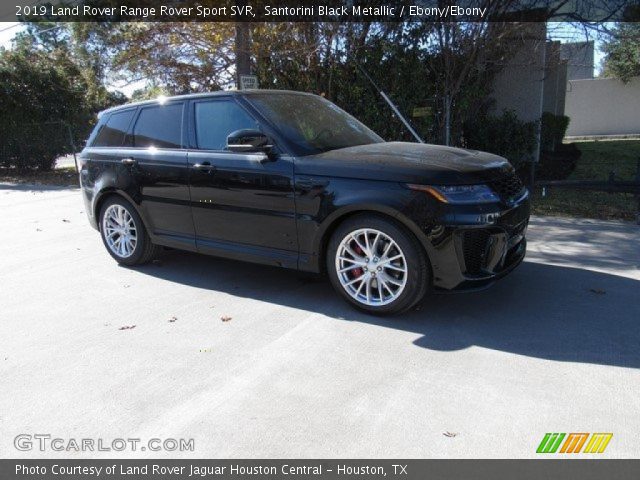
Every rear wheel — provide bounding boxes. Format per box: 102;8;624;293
99;196;160;266
327;215;429;315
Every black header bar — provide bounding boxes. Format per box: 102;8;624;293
3;0;639;23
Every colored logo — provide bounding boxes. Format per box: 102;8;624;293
536;433;613;454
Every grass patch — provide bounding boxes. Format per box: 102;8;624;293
0;166;79;187
532;140;640;221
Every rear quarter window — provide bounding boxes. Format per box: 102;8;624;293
92;109;136;147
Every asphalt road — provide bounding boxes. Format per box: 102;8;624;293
1;184;639;458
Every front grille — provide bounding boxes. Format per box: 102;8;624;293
462;229;491;275
489;172;526;202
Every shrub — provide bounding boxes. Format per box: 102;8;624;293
537;113;578;180
0;47;122;171
536;143;581;181
463;110;537;168
0;122;72;171
540;112;570;152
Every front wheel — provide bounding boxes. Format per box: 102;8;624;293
326;215;429;315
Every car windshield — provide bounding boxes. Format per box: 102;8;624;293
248;93;384;155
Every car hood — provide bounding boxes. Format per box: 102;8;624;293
296;141;514;184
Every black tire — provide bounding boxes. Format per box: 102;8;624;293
326;214;429;315
99;196;161;266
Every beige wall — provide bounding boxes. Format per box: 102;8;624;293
542;41;568;116
491;23;547;125
565;77;640;136
560;41;594;80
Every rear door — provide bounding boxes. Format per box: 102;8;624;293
119;101;195;250
187;97;297;267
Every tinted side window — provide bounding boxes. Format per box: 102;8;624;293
93;110;135;147
133;103;183;148
195;100;258;150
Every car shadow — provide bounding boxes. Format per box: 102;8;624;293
134;250;640;369
0;183;79;192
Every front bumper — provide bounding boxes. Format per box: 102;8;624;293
417;192;530;291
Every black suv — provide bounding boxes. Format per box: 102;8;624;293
80;90;529;315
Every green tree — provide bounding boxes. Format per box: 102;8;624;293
0;24;124;170
86;22;236;93
80;18;534;143
603;23;640;82
1;48;87;170
252;22;439;142
14;22;124;109
130;85;171;101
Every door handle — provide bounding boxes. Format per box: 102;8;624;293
121;157;136;165
192;162;215;173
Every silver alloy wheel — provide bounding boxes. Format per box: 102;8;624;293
335;228;408;307
102;204;138;259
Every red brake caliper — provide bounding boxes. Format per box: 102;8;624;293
349;241;364;280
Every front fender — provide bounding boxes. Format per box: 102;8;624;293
294;177;436;272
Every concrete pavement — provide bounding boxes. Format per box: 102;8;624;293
1;184;639;458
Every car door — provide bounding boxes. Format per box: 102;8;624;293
120;101;195;250
187;97;297;268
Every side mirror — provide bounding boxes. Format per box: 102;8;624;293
226;129;273;154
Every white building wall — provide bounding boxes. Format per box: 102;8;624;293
565;77;640;136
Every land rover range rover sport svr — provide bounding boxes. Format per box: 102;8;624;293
79;90;529;314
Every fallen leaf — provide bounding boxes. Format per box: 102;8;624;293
221;315;232;322
62;219;70;223
589;288;606;295
169;316;177;323
443;432;458;438
118;325;136;330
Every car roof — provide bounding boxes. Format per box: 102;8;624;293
99;89;317;118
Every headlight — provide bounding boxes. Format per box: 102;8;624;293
407;184;500;204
